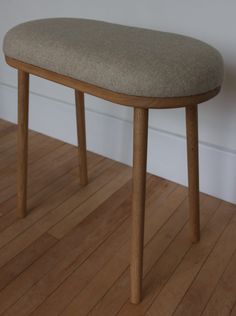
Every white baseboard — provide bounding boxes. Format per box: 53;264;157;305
1;82;236;204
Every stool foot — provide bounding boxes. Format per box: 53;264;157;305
186;105;200;243
75;90;88;186
17;70;29;218
130;107;148;304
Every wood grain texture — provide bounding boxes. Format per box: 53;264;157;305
230;303;236;316
0;121;235;316
114;194;222;316
186;105;200;242
75;90;88;186
173;211;236;316
0;233;57;292
0;133;62;196
30;176;160;316
0;144;77;215
17;70;29;218
0;159;115;269
130;108;149;304
201;244;236;316
5;56;220;109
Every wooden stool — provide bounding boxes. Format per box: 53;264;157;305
3;18;223;304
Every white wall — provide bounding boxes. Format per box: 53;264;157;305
0;0;236;203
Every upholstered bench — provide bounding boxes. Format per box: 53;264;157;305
3;18;224;304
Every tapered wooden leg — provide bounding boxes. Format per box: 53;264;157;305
75;90;88;186
17;70;29;218
186;105;200;243
130;107;149;304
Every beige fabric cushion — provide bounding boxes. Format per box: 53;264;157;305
3;18;224;98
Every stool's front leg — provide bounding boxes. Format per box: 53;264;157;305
17;70;29;218
186;105;200;243
75;90;88;186
130;107;148;304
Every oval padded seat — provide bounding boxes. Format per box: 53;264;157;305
3;18;223;98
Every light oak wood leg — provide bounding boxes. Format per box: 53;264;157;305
186;105;200;243
75;90;88;186
17;70;29;218
130;107;149;304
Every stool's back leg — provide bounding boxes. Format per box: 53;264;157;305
130;107;149;304
186;105;200;243
75;90;88;186
17;70;29;218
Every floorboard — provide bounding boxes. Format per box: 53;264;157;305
0;119;235;316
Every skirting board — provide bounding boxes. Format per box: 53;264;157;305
1;82;236;204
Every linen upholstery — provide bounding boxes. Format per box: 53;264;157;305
3;18;224;98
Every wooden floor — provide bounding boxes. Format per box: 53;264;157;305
0;118;236;316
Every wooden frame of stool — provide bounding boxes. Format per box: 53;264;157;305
5;55;221;304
